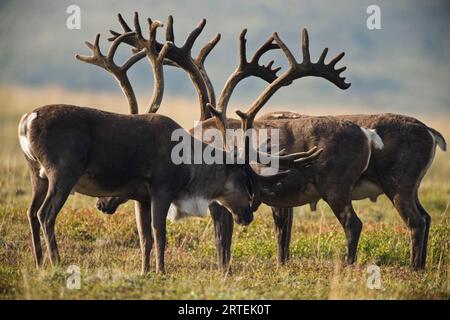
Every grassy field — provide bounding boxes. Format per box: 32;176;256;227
0;86;449;299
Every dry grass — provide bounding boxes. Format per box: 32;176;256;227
0;86;449;299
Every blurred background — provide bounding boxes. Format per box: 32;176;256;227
0;1;449;299
0;0;449;126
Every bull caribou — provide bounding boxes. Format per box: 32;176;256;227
94;14;393;271
18;19;321;274
98;13;446;271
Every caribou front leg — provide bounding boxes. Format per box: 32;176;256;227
272;207;293;265
151;193;172;274
135;200;153;274
209;202;234;272
327;198;363;264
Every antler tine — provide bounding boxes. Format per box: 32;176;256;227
108;13;137;47
148;19;163;44
301;28;311;64
118;13;132;32
133;12;144;43
166;15;175;42
250;36;280;66
317;47;328;65
272;32;297;70
182;18;206;53
76;32;143;115
197;33;221;64
239;29;248;67
77;34;102;65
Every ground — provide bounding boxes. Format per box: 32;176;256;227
0;87;448;299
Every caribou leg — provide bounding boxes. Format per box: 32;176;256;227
209;202;234;272
151;193;171;274
415;192;431;269
326;196;363;264
388;191;426;270
271;207;294;265
27;163;48;267
37;172;80;266
135;200;153;274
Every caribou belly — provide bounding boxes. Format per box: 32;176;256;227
263;179;383;211
351;179;383;202
73;173;148;199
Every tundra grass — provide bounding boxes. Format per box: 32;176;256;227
0;87;449;299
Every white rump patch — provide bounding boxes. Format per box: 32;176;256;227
168;195;210;221
361;127;384;150
18;112;38;161
359;127;384;174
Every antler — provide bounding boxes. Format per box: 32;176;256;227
110;14;219;120
76;32;146;114
194;32;221;106
207;29;281;146
236;28;350;131
163;15;220;119
231;28;348;173
106;12;172;113
219;30;281;112
132;13;173;113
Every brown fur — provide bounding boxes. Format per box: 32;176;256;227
260;112;446;269
19;104;274;274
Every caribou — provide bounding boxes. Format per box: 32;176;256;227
97;13;446;271
18;21;322;274
93;13;394;271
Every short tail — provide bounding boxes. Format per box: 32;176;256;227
428;127;447;151
361;127;384;150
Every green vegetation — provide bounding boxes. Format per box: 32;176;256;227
0;87;448;299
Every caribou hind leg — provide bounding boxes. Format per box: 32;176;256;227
325;195;363;264
377;157;432;269
383;188;427;270
37;172;80;266
27;163;48;267
415;192;431;269
272;207;294;266
209;202;234;273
